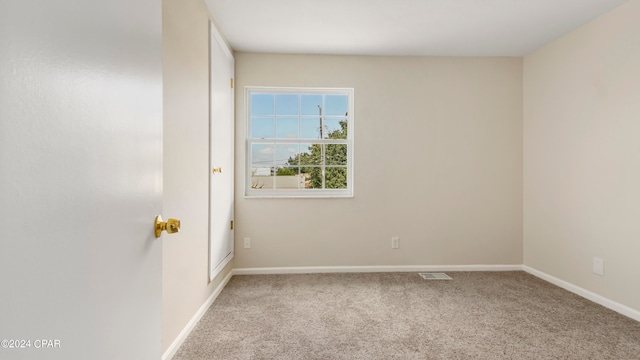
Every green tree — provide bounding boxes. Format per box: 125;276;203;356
275;167;297;176
282;119;348;189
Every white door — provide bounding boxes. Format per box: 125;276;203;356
0;1;163;360
209;23;235;280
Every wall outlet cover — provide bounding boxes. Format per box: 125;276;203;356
593;257;604;276
391;237;399;249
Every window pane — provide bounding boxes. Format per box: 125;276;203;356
300;117;321;139
276;117;298;139
325;94;348;116
322;118;347;139
276;143;299;167
276;94;298;115
301;94;322;115
299;143;322;189
251;143;273;168
275;168;303;189
326;167;347;189
251;94;274;115
301;167;322;189
251;117;274;139
250;172;272;190
299;143;321;166
326;144;347;165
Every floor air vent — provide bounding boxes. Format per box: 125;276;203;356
419;272;452;280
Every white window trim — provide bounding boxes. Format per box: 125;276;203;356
244;86;354;198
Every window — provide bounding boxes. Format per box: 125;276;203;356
245;87;354;197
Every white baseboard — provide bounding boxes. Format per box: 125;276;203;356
162;270;234;360
523;265;640;322
232;264;523;275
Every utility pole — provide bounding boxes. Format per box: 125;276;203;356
318;105;325;188
318;105;324;139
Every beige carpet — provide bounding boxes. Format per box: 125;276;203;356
173;272;640;359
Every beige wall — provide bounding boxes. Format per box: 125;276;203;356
162;0;233;353
524;0;640;311
234;54;523;268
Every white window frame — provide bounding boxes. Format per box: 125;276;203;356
245;86;354;198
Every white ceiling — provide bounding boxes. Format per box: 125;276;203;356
204;0;629;56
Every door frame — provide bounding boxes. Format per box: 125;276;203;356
208;21;235;281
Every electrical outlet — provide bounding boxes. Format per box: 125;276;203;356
243;237;251;249
593;257;604;276
391;237;399;249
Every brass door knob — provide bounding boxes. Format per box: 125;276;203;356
154;215;181;238
212;167;223;174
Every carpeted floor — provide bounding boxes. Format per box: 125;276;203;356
173;272;640;359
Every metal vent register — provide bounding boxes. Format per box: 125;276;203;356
419;272;452;280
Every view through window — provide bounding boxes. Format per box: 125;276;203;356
245;87;354;197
